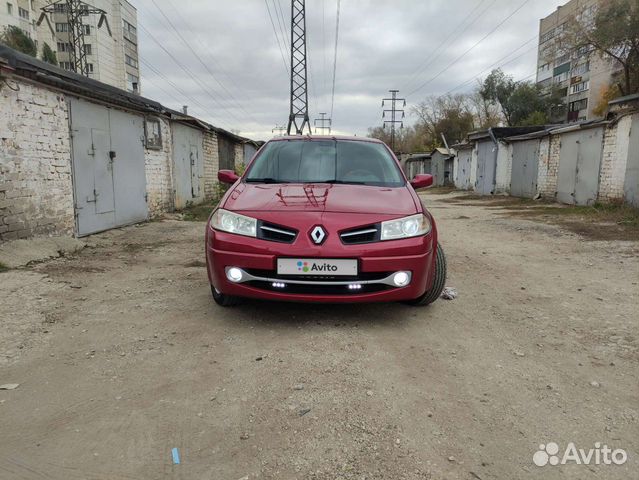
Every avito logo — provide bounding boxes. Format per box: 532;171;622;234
297;260;338;272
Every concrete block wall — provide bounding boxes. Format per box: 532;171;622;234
144;117;174;216
203;130;220;200
0;79;74;241
537;135;560;199
234;143;243;172
494;142;512;193
598;114;633;203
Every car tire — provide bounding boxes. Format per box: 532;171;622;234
211;285;241;307
404;242;447;306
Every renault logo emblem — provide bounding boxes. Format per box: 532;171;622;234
310;225;326;245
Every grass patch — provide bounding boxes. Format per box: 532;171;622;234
0;261;8;272
181;200;218;222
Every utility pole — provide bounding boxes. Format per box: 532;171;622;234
313;112;331;134
382;89;406;152
272;125;286;136
287;0;311;135
38;0;111;77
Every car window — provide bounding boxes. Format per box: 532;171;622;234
245;139;404;186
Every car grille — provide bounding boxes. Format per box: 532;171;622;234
339;225;380;244
256;221;298;243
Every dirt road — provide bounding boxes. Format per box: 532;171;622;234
1;191;637;479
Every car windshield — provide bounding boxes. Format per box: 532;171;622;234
244;139;405;187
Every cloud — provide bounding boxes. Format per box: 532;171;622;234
138;0;563;140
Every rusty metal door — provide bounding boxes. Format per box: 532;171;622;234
624;115;639;207
511;139;540;198
557;127;603;205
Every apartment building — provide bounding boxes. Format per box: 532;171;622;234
1;0;140;93
536;0;620;123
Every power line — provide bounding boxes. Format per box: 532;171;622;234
445;35;538;94
137;22;243;125
274;0;290;52
330;0;341;121
264;0;290;76
401;0;494;92
407;0;532;97
147;0;260;125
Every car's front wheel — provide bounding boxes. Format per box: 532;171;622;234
211;285;240;307
404;242;447;306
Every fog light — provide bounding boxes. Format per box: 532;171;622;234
393;271;410;287
272;282;286;288
348;284;362;290
226;267;243;283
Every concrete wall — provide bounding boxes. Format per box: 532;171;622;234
537;135;560;199
495;141;513;194
234;143;243;171
144;116;174;216
598;114;634;203
0;79;74;241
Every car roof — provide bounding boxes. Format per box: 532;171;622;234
268;135;385;144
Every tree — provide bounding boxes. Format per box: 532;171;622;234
479;69;554;126
560;0;639;96
367;125;427;153
41;42;58;65
0;26;37;57
411;94;475;148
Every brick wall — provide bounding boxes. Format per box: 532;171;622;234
494;141;512;193
234;143;243;171
598;114;633;203
144;116;174;216
203;130;219;200
537;135;559;199
0;79;74;241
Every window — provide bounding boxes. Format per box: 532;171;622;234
6;3;12;15
123;19;137;44
571;61;590;76
55;23;68;32
83;44;92;55
83;24;90;35
86;63;94;73
538;63;550;73
59;61;73;70
570;80;589;94
538;78;552;89
127;73;139;92
125;54;138;68
18;6;28;19
145;118;162;149
569;99;588;112
53;3;65;12
246;139;405;187
553;71;570;84
57;41;72;52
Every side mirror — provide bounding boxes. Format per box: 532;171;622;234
410;174;433;190
218;169;239;185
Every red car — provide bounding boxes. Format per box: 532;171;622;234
205;136;446;306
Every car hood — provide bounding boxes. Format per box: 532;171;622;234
224;183;418;214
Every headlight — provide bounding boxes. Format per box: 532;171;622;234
381;213;431;240
210;209;257;237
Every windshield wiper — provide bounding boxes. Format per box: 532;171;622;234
245;178;290;184
321;179;367;185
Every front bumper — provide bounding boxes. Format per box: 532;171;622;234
205;215;437;304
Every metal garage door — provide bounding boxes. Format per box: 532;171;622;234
475;140;496;194
172;123;204;209
456;149;472;190
217;134;235;171
70;98;148;236
624;115;639;207
511;139;540;198
557;127;603;205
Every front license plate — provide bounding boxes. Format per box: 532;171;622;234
277;258;358;276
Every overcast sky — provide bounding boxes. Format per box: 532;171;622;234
137;0;564;140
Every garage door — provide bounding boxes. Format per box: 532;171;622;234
624;115;639;207
511;139;540;198
557;127;603;205
70;98;148;236
171;123;204;209
475;140;496;194
455;149;472;190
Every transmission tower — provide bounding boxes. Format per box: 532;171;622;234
38;0;111;76
287;0;311;135
382;89;406;152
313;112;331;134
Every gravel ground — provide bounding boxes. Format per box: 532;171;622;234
0;191;637;480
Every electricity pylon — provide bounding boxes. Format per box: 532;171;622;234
313;112;331;134
286;0;311;135
382;89;406;152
